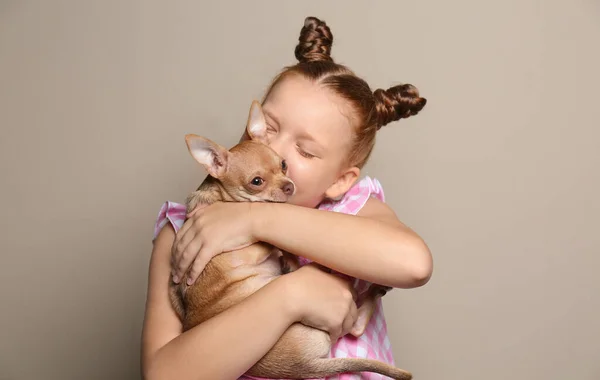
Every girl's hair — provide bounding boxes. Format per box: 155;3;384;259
262;16;427;168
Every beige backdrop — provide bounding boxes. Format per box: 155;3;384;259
1;1;599;379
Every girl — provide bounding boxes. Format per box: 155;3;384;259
141;16;432;380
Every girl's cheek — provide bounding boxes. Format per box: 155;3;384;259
292;158;311;172
288;171;301;188
288;166;306;190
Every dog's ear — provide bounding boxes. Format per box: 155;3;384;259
246;100;269;144
185;134;229;178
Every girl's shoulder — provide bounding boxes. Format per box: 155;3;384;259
317;175;386;215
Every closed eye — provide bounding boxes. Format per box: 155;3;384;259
266;123;277;134
297;145;316;159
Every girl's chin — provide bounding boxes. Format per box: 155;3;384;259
287;195;326;209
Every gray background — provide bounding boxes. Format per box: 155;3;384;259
1;1;599;379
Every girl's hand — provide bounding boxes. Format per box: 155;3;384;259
282;263;358;343
171;201;256;285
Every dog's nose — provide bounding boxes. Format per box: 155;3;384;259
282;181;295;196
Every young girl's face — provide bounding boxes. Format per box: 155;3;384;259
261;75;357;208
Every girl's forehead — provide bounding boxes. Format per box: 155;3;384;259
264;76;354;145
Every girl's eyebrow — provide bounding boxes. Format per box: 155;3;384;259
264;108;324;152
298;130;325;152
264;109;279;125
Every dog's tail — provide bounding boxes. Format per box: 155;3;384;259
306;358;412;380
251;358;412;380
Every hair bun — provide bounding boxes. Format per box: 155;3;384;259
294;17;333;63
373;84;427;128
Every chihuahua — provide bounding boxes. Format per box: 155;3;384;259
169;101;412;380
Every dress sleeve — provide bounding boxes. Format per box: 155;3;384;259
152;201;187;241
317;176;385;215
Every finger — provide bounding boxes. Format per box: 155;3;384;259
172;218;194;258
342;316;353;338
350;305;370;337
173;239;203;283
173;212;206;265
171;227;197;273
342;301;358;337
329;327;342;345
174;211;202;252
349;300;358;324
185;246;213;285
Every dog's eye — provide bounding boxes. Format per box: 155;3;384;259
281;160;287;172
251;177;264;186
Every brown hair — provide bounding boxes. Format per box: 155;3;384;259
262;16;427;168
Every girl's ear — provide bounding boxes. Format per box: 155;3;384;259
246;100;269;144
324;167;360;200
184;134;230;178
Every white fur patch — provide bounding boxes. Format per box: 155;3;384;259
247;103;267;141
188;138;216;167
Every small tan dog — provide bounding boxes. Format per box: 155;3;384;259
170;101;412;380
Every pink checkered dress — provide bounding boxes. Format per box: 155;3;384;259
153;176;396;380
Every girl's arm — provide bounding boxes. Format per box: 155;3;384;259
252;197;433;289
172;130;432;288
142;224;357;380
174;197;432;289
